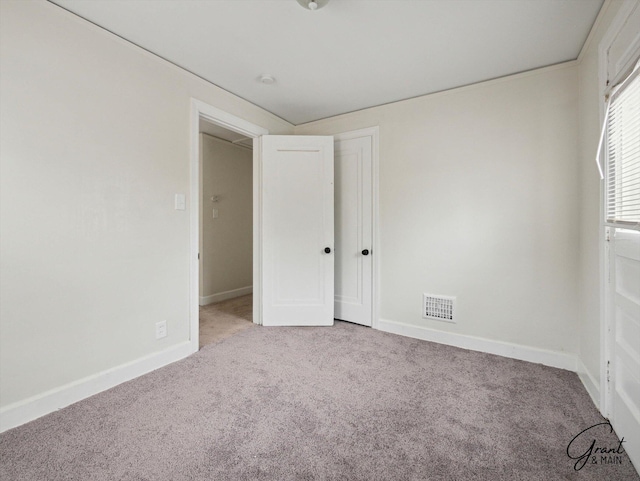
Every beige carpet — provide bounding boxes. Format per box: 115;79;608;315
199;294;254;348
2;321;638;480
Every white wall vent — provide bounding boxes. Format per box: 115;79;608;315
423;294;456;323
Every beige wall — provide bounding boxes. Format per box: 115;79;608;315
0;0;292;408
297;63;581;356
199;135;253;301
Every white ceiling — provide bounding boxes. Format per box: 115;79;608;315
51;0;604;125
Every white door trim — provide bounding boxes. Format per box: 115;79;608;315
333;127;380;329
190;99;269;352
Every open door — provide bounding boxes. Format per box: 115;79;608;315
261;135;334;326
607;228;640;468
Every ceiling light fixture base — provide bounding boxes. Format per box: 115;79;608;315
296;0;330;11
259;74;276;85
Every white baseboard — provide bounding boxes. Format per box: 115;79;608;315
577;358;601;410
377;319;578;372
0;341;194;433
199;285;252;306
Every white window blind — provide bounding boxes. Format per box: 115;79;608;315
606;66;640;228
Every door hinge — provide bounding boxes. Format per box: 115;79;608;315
605;227;611;242
198;253;200;260
606;360;611;384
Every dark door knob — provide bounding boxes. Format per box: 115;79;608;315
324;247;331;254
362;249;369;255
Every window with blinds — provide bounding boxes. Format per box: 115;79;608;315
606;66;640;228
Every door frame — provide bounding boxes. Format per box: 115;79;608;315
333;127;380;329
189;99;269;352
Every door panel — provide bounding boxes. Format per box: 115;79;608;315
261;135;334;326
610;228;640;468
334;135;373;326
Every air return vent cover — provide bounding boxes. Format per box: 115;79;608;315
423;294;456;323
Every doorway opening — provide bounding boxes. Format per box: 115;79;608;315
189;99;269;353
198;121;254;348
189;101;379;348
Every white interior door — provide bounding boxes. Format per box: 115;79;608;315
334;134;373;326
261;135;334;326
608;228;640;468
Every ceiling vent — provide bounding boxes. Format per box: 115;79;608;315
423;294;456;323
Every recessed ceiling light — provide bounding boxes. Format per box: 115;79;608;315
259;74;276;85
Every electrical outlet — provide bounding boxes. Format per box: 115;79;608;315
155;320;167;339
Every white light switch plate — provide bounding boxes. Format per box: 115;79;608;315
174;194;186;211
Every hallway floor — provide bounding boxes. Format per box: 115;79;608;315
199;294;253;348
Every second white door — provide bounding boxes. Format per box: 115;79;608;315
334;132;374;327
